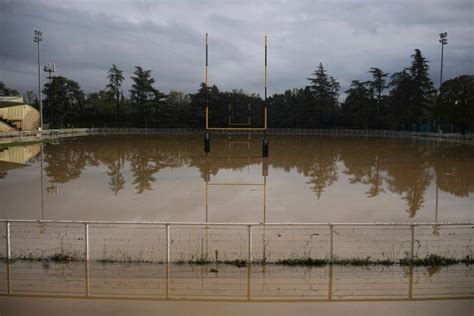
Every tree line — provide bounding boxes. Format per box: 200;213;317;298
2;48;473;132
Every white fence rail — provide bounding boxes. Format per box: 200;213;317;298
1;220;472;264
1;128;473;144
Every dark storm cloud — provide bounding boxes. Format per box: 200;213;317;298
0;0;473;98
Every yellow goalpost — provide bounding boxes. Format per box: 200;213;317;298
204;33;268;131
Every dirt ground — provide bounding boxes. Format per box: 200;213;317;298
0;297;473;316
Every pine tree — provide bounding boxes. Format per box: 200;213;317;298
43;76;84;128
129;66;157;126
306;63;336;127
367;67;388;103
343;80;372;128
408;49;435;126
366;67;389;127
388;70;412;129
107;64;124;127
307;63;332;98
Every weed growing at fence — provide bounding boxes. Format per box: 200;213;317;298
186;259;248;267
5;253;81;263
274;258;328;266
2;254;472;267
97;258;158;264
334;257;394;266
400;254;472;267
461;256;474;265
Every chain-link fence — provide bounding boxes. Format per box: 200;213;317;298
0;261;471;301
1;221;472;264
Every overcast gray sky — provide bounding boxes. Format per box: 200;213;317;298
1;0;473;98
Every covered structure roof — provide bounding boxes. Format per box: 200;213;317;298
0;96;25;108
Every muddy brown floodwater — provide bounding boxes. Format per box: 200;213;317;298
0;134;473;223
0;134;473;315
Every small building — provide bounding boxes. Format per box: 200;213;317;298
0;96;40;131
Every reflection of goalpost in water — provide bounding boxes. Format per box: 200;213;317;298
202;34;270;261
203;153;269;263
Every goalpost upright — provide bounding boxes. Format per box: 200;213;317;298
204;34;268;131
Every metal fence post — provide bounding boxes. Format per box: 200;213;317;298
85;260;90;297
166;224;170;263
6;221;11;260
328;264;333;301
329;224;334;263
410;224;415;262
6;222;11;295
247;225;252;301
84;223;89;261
248;225;252;263
408;265;413;299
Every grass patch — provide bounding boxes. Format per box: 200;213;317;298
9;253;81;263
400;254;462;267
97;258;157;264
185;259;248;267
335;257;394;266
220;259;247;267
190;258;211;265
274;258;328;266
461;256;474;265
2;254;471;267
46;253;78;262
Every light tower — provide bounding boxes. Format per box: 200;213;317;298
43;63;55;84
437;32;448;133
439;32;447;89
34;30;43;130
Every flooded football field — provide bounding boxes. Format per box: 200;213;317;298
0;134;473;223
0;134;472;314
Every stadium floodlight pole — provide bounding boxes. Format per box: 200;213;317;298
264;35;267;102
205;33;209;129
43;63;55;84
437;32;447;133
439;32;447;90
34;30;43;130
265;35;268;132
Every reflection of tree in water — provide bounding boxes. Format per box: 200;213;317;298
306;161;338;199
92;136;186;194
107;160;125;195
206;136;472;217
269;136;339;199
188;136;262;181
128;138;186;193
382;141;433;218
129;154;156;193
387;168;432;218
44;139;89;183
365;159;384;198
431;143;474;197
39;135;473;218
101;138;126;195
340;137;385;198
339;138;448;218
187;136;338;198
43;136;188;194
